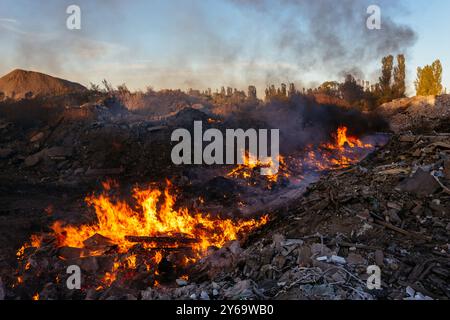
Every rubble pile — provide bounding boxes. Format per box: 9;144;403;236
379;94;450;133
1;93;449;300
141;131;450;300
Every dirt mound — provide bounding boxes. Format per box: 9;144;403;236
0;69;87;100
379;95;450;133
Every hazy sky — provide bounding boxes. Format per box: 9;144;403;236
0;0;448;96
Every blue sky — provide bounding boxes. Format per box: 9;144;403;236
0;0;448;96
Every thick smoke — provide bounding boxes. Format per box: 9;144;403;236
228;0;417;85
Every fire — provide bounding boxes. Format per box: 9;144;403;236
50;181;267;253
304;126;373;171
16;181;268;291
227;152;290;184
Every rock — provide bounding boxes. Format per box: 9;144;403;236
272;255;286;269
346;253;366;266
200;291;210;300
0;277;5;300
83;234;114;250
212;289;219;296
444;160;450;179
330;255;346;265
224;280;254;299
396;168;441;197
228;240;242;256
296;246;312;267
374;250;384;266
310;243;332;257
406;286;415;298
0;148;13;159
176;279;188;287
272;234;286;250
189;293;197;300
30;132;45;143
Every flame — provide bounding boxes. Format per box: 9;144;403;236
227;151;290;185
32;293;39;301
304;126;373;171
17;181;267;290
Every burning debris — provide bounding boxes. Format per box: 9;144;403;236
14;181;268;297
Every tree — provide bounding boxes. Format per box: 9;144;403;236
393;54;406;98
415;59;443;96
379;55;394;94
339;74;364;106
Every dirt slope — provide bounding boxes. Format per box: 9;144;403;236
0;69;87;100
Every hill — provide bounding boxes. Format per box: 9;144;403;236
0;69;87;100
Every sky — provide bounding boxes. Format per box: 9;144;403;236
0;0;449;97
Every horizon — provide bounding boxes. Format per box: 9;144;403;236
0;0;449;97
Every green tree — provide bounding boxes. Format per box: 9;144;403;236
379;55;394;93
415;60;443;96
393;54;406;98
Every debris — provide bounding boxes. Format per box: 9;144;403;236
83;234;115;251
330;255;346;265
396;168;441;197
200;291;210;300
176;279;188;287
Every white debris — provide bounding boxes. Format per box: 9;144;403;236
200;291;210;300
406;286;415;298
316;256;328;262
331;255;346;265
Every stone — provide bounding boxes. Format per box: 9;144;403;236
444;160;450;179
374;250;384;266
296;246;312;267
396;168;440;197
310;243;332;257
272;255;286;269
212;289;219;296
224;280;254;299
346;253;366;266
200;291;210;300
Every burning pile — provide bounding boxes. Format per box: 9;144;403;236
14;181;268;297
227;126;375;187
303;126;374;171
227;153;290;188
